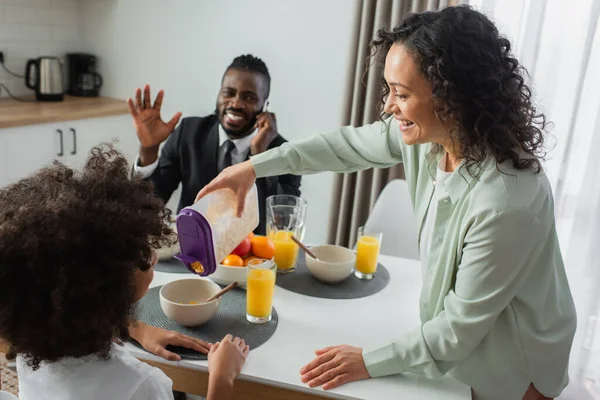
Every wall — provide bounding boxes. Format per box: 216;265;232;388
80;0;359;245
0;0;82;98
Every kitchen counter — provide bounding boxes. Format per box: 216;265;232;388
0;96;129;129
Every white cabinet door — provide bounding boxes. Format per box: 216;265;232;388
0;115;139;189
67;115;139;168
0;123;64;188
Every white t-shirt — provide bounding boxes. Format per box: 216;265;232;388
17;344;174;400
135;124;258;179
419;154;453;278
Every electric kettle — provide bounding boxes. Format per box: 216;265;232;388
25;56;64;101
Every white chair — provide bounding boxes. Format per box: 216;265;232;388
364;179;420;260
0;391;19;400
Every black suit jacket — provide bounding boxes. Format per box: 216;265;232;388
145;114;302;235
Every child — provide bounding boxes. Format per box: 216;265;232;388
0;145;248;399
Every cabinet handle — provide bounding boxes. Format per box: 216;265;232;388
57;129;63;157
70;128;77;155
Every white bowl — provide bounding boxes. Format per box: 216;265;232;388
156;241;180;261
305;245;356;284
156;224;180;261
159;278;221;327
210;264;248;287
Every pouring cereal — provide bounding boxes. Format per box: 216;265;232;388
174;184;259;276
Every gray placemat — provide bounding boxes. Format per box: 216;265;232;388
130;286;278;360
154;258;190;274
276;252;390;299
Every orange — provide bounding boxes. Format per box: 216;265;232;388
244;255;259;266
248;232;255;239
221;254;244;267
251;236;275;259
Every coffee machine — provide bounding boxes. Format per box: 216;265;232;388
66;53;103;97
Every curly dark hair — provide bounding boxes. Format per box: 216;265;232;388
225;54;271;97
372;5;547;174
0;144;173;370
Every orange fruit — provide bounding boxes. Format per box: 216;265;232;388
248;232;255;239
251;235;275;259
244;255;259;266
221;254;244;267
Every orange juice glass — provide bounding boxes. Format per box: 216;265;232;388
266;195;307;274
246;258;277;324
355;226;382;280
269;230;300;272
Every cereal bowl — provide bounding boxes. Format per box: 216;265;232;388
159;278;221;327
305;245;356;284
156;223;180;261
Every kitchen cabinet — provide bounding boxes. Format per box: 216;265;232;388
0;115;139;188
65;115;139;168
0;123;57;188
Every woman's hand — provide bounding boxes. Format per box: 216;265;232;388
300;345;371;390
129;322;211;361
195;160;257;217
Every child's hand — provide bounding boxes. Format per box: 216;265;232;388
208;334;250;386
129;322;211;361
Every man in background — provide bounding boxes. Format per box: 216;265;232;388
128;54;301;234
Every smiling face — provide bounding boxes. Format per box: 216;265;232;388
216;68;269;138
383;43;449;146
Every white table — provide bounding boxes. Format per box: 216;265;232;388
126;255;471;400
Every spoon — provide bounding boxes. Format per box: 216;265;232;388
291;235;319;261
205;281;238;302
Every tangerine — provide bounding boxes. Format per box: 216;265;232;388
251;236;275;259
244;255;259;266
221;254;244;267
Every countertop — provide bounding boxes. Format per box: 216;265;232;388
0;95;129;129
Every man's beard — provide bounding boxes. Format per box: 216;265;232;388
216;105;261;139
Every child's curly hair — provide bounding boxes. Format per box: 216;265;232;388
0;144;173;370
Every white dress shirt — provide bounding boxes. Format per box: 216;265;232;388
134;124;258;179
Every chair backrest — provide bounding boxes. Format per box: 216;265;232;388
0;391;19;400
364;179;420;260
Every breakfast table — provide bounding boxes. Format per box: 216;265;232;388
125;254;472;400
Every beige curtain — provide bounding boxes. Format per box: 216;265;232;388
327;0;461;247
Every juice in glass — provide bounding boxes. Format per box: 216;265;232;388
355;227;382;280
246;259;277;323
270;230;300;272
266;194;307;274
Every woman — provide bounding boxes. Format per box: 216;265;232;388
196;6;577;400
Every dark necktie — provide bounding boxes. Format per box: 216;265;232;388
217;140;236;172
